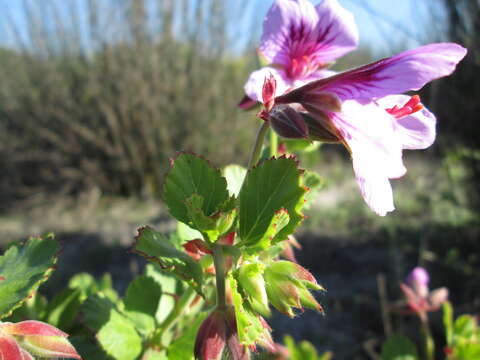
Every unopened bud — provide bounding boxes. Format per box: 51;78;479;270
264;261;324;317
238;263;271;317
262;74;277;112
194;308;249;360
406;267;429;298
269;105;309;139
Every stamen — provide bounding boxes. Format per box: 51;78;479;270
386;95;424;119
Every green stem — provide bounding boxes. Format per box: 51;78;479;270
151;286;196;346
269;128;278;158
247;121;270;169
420;315;435;360
213;243;227;310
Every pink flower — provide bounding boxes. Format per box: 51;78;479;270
0;320;81;359
400;267;449;318
273;43;467;215
240;0;358;108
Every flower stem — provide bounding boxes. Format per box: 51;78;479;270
420;316;435;360
213;243;227;310
247;121;270;169
269;128;278;158
150;286;197;347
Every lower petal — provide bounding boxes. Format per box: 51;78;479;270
377;95;437;150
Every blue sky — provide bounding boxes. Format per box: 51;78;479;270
0;0;447;55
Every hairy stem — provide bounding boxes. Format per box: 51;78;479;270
247;121;270;169
269;128;278;158
213;243;227;310
420;315;435;360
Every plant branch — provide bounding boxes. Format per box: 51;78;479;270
213;243;227;310
247;121;270;169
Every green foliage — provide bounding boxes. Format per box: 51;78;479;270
123;276;162;336
238;157;306;248
381;334;418;360
284;335;332;360
133;226;203;294
163;153;233;239
443;304;480;360
0;233;59;318
97;310;143;360
167;313;208;360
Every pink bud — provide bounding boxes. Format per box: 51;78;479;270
0;336;23;360
1;320;68;337
20;335;81;359
406;267;429;298
262;74;277;112
194;308;248;360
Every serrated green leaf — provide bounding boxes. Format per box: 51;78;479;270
381;334;418;360
185;194;217;231
145;265;178;324
239;157;306;247
0;234;59;318
82;293;118;331
163;153;229;228
47;288;82;330
97;310;142;360
123;276;162;335
167;312;208;360
223;165;247;197
241;208;290;251
70;336;112;360
133;226;203;294
229;275;265;346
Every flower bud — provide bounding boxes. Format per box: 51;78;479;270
302;112;340;143
262;74;277;112
264;261;324;317
269;105;309;139
429;287;449;309
0;320;81;360
406;267;429;298
194;307;249;360
238;263;271;317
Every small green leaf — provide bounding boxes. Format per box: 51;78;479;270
223;164;247;197
240;208;290;251
97;310;142;360
229;274;265;346
0;233;59;318
381;334;418;360
167;312;208;360
145;265;178;324
177;222;203;242
185;194;217;231
81;293;118;331
443;301;454;346
163;153;229;227
239;157;306;247
47;288;82;330
133;227;203;294
123;276;162;335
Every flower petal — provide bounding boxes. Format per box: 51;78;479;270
311;0;359;63
0;336;23;360
330;101;406;215
277;43;467;102
377;95;437;150
1;321;68;337
20;349;34;360
244;67;291;103
260;0;319;66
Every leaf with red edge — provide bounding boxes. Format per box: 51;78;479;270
0;234;59;319
19;334;81;359
1;320;67;337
